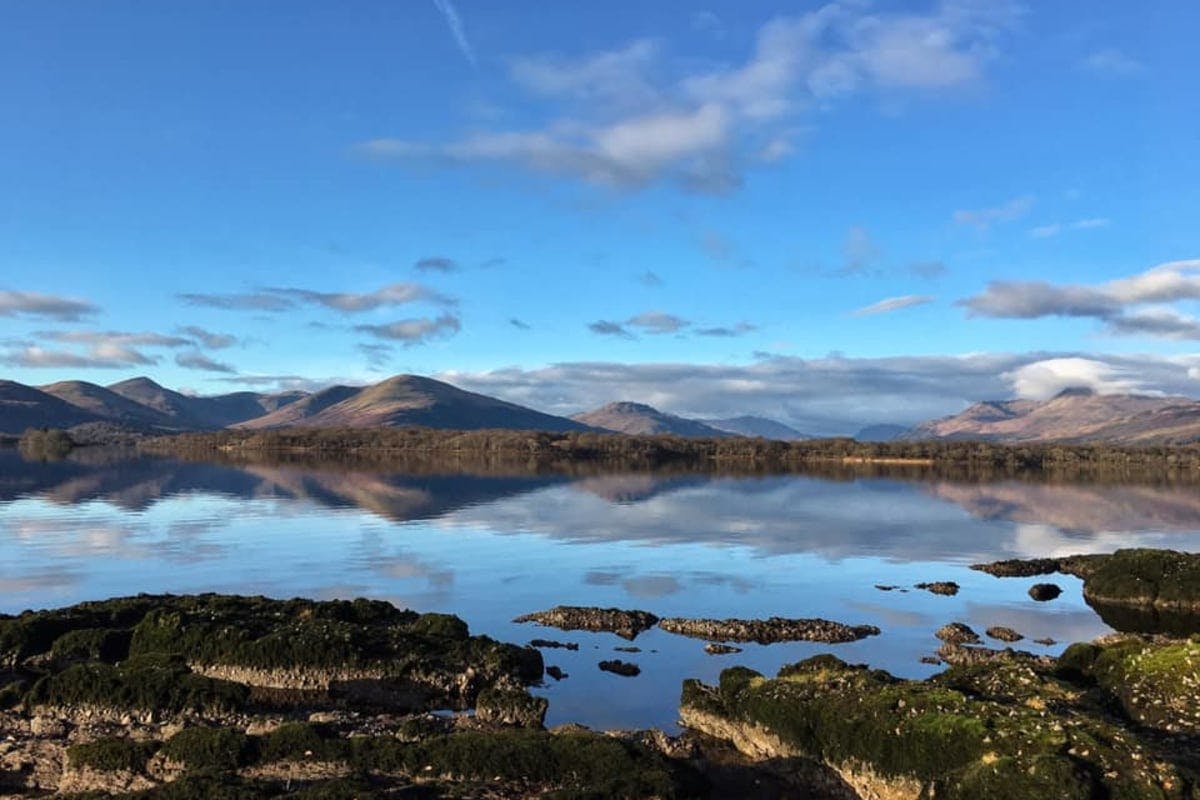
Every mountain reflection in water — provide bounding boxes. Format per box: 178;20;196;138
3;447;1200;730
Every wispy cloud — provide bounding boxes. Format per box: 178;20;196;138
695;322;757;337
953;195;1034;229
414;256;459;272
355;313;462;345
1081;48;1144;76
509;318;532;330
841;225;881;274
175;351;236;374
182;283;455;314
1;345;155;369
1030;217;1110;238
178;291;295;312
0;290;98;322
178;326;238;349
432;0;476;67
853;295;934;316
361;3;1018;194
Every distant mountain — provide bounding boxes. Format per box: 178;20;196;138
572;402;733;437
39;380;175;429
906;388;1200;444
855;424;908;442
107;377;304;429
0;380;101;434
705;415;809;440
238;374;589;432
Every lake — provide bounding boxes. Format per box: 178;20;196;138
3;447;1200;731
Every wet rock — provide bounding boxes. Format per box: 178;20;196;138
936;643;1044;667
919;655;942;665
614;646;641;653
915;581;960;596
935;622;982;645
875;584;899;591
986;626;1024;643
658;616;880;645
514;606;660;640
1034;637;1057;645
529;638;579;651
704;643;743;656
545;666;566;681
1029;583;1063;602
475;686;548;728
598;660;641;677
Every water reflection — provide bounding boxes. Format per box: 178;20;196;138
3;447;1200;730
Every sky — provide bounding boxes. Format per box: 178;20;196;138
2;1;1199;434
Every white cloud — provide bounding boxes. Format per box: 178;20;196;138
961;260;1200;340
853;294;935;316
1003;357;1152;400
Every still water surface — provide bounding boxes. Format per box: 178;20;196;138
3;449;1200;730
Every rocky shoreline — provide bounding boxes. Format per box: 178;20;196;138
2;549;1199;798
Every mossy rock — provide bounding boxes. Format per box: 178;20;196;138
160;726;252;772
475;685;548;727
50;627;133;665
1071;549;1200;610
67;737;160;772
24;657;249;714
681;651;1196;799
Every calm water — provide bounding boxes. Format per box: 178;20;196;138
3;448;1200;731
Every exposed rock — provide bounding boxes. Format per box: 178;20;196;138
1034;637;1057;645
704;643;743;656
1029;583;1063;601
986;626;1024;643
598;660;641;677
937;643;1049;667
529;638;579;651
915;581;960;596
875;584;900;591
545;666;566;681
971;557;1061;578
919;655;943;665
935;622;982;645
514;606;660;640
614;646;641;653
658;616;880;645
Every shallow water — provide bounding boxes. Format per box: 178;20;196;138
3;448;1200;731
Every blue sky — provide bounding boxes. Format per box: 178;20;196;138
2;1;1198;432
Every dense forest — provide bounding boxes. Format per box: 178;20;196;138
139;427;1200;478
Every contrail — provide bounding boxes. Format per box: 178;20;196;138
432;0;477;67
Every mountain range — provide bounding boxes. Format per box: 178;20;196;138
906;387;1200;444
3;374;1199;444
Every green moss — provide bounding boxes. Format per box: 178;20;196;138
1073;549;1200;608
51;627;132;665
67;737;160;773
937;755;1096;800
410;613;469;640
476;685;549;727
1089;638;1200;732
160;727;251;772
1054;643;1101;682
256;722;346;764
24;658;248;714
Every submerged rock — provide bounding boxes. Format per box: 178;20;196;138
658;616;880;645
1029;583;1063;601
529;638;579;651
681;640;1200;800
514;606;660;640
935;622;982;645
915;581;960;596
986;626;1024;643
599;659;641;677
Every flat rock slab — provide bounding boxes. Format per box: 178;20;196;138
598;659;640;677
514;606;660;640
658;617;880;644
